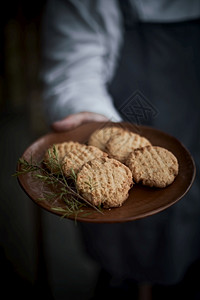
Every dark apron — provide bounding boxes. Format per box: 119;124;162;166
80;19;200;285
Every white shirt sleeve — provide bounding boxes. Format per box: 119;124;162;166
40;0;123;124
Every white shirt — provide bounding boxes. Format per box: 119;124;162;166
41;0;200;123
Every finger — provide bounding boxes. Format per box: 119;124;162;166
79;112;109;123
51;115;79;131
51;112;108;132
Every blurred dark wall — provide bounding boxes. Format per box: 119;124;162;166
0;0;47;135
0;1;48;298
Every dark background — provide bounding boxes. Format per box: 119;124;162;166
0;1;99;299
1;2;200;300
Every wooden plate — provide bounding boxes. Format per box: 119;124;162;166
17;122;196;223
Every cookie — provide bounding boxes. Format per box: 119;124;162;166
44;141;83;173
106;131;151;163
126;145;179;188
88;126;125;151
76;157;133;208
62;145;107;177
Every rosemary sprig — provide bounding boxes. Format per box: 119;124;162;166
84;176;98;192
14;146;103;217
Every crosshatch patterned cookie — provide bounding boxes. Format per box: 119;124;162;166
126;145;179;188
88;126;125;151
76;157;133;208
105;130;151;163
62;145;108;177
43;141;83;173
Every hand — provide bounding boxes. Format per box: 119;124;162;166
51;111;109;132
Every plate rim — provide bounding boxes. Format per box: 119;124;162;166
17;122;196;223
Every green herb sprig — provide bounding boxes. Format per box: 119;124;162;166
13;145;103;218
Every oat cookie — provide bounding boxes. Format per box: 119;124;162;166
44;141;83;173
76;157;133;208
88;126;125;151
106;131;151;163
62;145;107;177
126;145;179;188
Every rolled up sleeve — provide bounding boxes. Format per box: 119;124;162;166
40;0;123;123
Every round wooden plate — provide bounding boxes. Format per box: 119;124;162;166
17;122;195;223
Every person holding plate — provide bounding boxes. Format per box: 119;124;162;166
40;0;200;298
